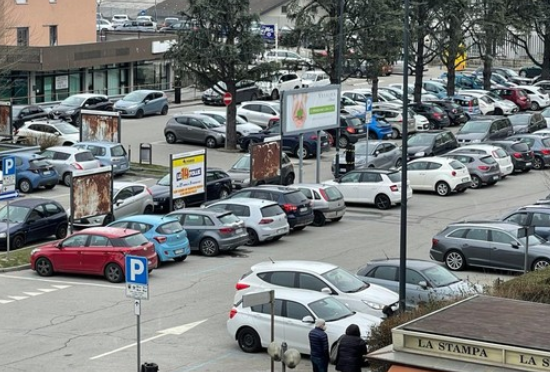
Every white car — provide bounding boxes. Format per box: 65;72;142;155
96;19;114;31
534;129;550;137
234;260;400;319
227;288;382;354
237;101;281;127
347;89;403;105
457;91;496;115
136;16;157;29
325;169;412;210
259;49;313;68
407;156;472;196
14;120;80;146
414;114;431;131
40;146;101;186
465;90;519;115
340;95;365;113
301;70;330;88
541;107;550;127
205;198;290;245
517;85;550;111
111;14;129;26
451;144;514;177
191;110;262;137
256;71;303;100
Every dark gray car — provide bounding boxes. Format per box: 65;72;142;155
455;116;513;145
441;152;501;189
500;205;550;240
332;140;402;175
227;152;295;189
164;113;226;148
431;221;550;272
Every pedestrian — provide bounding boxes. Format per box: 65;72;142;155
309;318;329;372
345;142;355;173
335;324;367;372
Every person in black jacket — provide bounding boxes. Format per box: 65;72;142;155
335;324;367;372
308;318;329;372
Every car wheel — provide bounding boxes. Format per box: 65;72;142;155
35;257;54;277
368;132;377;140
55;224;68;239
161;105;169;115
205;136;217;148
532;258;550;271
531;101;540;111
18;179;32;193
470;175;482;189
391;127;400;139
375;194;392;210
173;198;186;210
218;187;230;199
331;217;343;222
173;255;187;262
165;132;177;144
63;172;72;187
104;263;124;283
338;135;349;148
395;158;402;168
312;211;326;227
135;109;144;119
271;90;279;100
12;235;25;250
520;70;527;77
533;156;544;170
284;173;295;186
292;226;306;232
445;250;466;271
293;145;310;159
199;237;219;256
237;327;262;353
143;205;154;214
102;214;114;226
494;108;503;115
246;228;259;246
435;181;451;196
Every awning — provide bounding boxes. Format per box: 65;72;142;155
389;366;439;372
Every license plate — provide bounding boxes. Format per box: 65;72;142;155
462;177;469;183
300;207;307;213
175;249;184;254
43;171;51;175
236;228;243;234
493;175;499;180
277;228;287;234
526;163;532;167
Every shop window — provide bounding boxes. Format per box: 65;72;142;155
17;27;29;46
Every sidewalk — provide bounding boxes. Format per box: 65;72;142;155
164;86;203;109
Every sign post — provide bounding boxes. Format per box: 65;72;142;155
223;92;232;106
1;156;18;260
125;255;149;372
365;98;373;163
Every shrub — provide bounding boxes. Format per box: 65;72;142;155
490;267;550;303
22;133;61;151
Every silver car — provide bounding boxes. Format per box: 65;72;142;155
190;110;263;137
291;184;346;226
40;146;102;186
332;140;402;175
164;113;226;148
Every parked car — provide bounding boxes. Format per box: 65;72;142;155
256;71;303;100
258;49;313;68
113;20;156;32
226;153;295;189
164;113;226;148
113;90;169;118
519;66;542;78
356;259;481;307
426;100;468;126
541;107;550;126
202;80;260;105
165;208;249;256
111;14;130;26
324;114;367;148
205;198;290;245
191;111;262;137
346;89;403;105
0;198;68;250
70;182;154;228
291;183;346;226
332;140;402;175
449;95;482;118
300;70;330;88
408;102;451;129
516;85;550;110
72;141;129;175
135;15;157;28
227;288;382;354
449;144;514;177
483;67;533;85
12;105;51;129
465;90;519;115
159;17;179;28
430;221;550;272
506;133;550;170
0;153;58;193
364;115;393;140
30;227;158;282
441;152;500;189
325;169;412;209
150;168;233;212
491;88;531;111
455;116;513;144
407;130;459;160
49;93;113;125
534;80;550;92
237;101;281;127
40;146;101;186
483;140;534;173
422;81;447;99
96;19;114;31
107;215;190;263
371;107;416;139
204;185;314;230
456;91;496;115
14;120;80;146
407;156;472;196
508;112;547;134
501;205;550;240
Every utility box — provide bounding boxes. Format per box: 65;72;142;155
139;143;152;165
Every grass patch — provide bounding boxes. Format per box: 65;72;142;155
130;162;169;174
0;247;33;269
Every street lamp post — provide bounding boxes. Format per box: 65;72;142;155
96;0;102;17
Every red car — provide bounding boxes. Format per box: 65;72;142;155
30;227;158;283
491;88;531;111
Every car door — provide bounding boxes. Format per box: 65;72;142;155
43;202;67;236
407;161;429;190
242;104;262;125
249;300;285;346
259;104;278;124
488;229;525;271
180;213;210;248
79;235;113;273
24;206;51;243
373;143;391;168
460;228;493;267
335;172;361;202
143;92;156;115
113;186;136;219
530;212;550;240
173;116;191;141
55;234;90;272
188;118;208;144
364;265;399;294
424;161;444;189
358;172;383;204
281;300;315;352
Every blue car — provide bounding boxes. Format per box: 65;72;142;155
0;153;59;193
422;81;447;99
365;115;392;140
113;89;169;118
73;141;130;175
108;215;191;263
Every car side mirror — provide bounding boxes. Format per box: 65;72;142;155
511;242;520;249
374;151;380;157
144;99;150;104
302;315;315;324
321;287;332;294
418;280;429;289
55;132;61;136
115;200;124;206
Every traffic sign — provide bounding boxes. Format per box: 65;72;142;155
365;98;373;125
223;92;233;106
1;156;16;195
260;25;275;40
125;255;149;300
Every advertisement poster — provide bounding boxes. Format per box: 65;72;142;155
80;110;121;143
70;167;113;220
250;141;281;184
282;85;340;135
0;102;12;137
171;150;206;199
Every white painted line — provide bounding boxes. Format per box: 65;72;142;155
37;288;57;293
90;319;208;360
0;275;121;289
23;292;44;296
51;285;71;289
8;295;28;300
0;299;14;304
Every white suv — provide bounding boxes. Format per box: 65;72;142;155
111;14;129;26
257;71;303;100
407;156;472;196
301;70;330;88
518;85;550;111
237;101;281;127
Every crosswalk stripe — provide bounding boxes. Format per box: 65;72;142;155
0;299;14;304
37;288;58;293
8;295;28;301
23;292;44;296
51;285;71;289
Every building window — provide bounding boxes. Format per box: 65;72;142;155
17;27;29;46
49;26;58;46
49;0;57;2
281;5;287;13
15;0;28;4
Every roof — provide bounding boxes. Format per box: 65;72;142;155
367;258;439;270
113;215;178;225
447;221;519;231
5;197;58;208
70;93;108;99
75;226;140;238
113;181;146;189
167;207;229;217
6;152;44;159
409;156;453;164
251;260;337;274
144;0;289;17
457;144;501;151
350;169;397;174
256;185;301;193
208;197;278;208
45;146;86;154
77;141;124;147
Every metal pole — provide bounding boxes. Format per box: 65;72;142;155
6;199;10;261
154;0;158;25
399;0;410;312
270;294;275;372
298;134;304;183
524;226;530;274
275;23;279;50
136;299;141;372
334;0;345;178
281;342;288;372
316;130;321;183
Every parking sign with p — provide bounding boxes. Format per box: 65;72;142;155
125;255;149;300
1;156;17;196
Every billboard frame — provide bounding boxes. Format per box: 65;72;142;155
80;110;121;143
249;139;281;186
0;101;12;139
169;149;207;211
281;84;340;135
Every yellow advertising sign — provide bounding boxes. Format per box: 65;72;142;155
171;150;206;198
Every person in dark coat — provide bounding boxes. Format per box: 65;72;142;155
308;318;329;372
335;324;367;372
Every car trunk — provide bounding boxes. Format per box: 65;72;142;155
29;159;56;178
283;191;311;217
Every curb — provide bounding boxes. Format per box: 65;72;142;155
0;264;31;273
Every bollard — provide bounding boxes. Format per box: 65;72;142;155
139;143;152;165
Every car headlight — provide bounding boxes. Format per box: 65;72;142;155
414;151;425;157
243;178;250;185
66;110;75;115
0;233;6;238
471;139;481;143
362;300;384;310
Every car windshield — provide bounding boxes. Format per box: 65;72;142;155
111;145;126;156
0;205;29;223
231;156;250;170
158;220;184;234
387;172;401;182
201;116;223;128
379;91;398;101
322;267;368;293
422;265;461;287
508;115;529;125
54;123;79;134
302;72;321;80
517;233;545;246
157;174;170;186
408;133;434;146
122;91;147;102
458;121;490;134
123;233;149;247
308;297;355;322
60;96;86;107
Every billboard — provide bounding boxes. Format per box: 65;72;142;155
170;150;207;201
250;140;281;184
70;167;113;221
80;110;121;143
0;102;12;137
282;85;340;135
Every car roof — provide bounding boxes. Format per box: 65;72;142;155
76;226;140;238
6;152;44;160
114;215;178;225
517;205;550;211
366;258;439;270
349;168;397;174
293;183;334;189
256;185;301;193
241;101;279;106
5;197;59;208
68;93;108;99
77;141;123;147
447;221;520;231
126;89;161;94
251;260;337;275
45;146;86;154
458;144;501;151
173;113;214;119
240;288;333;304
443;151;488;158
410;156;453;163
210;198;278;208
113;181;146;189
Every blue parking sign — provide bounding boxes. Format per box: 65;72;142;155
125;255;149;299
1;156;17;198
261;25;275;40
365;98;373;125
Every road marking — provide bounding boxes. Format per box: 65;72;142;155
37;288;57;293
23;292;43;296
8;295;28;300
0;299;13;304
89;319;208;360
0;274;121;289
52;285;71;289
